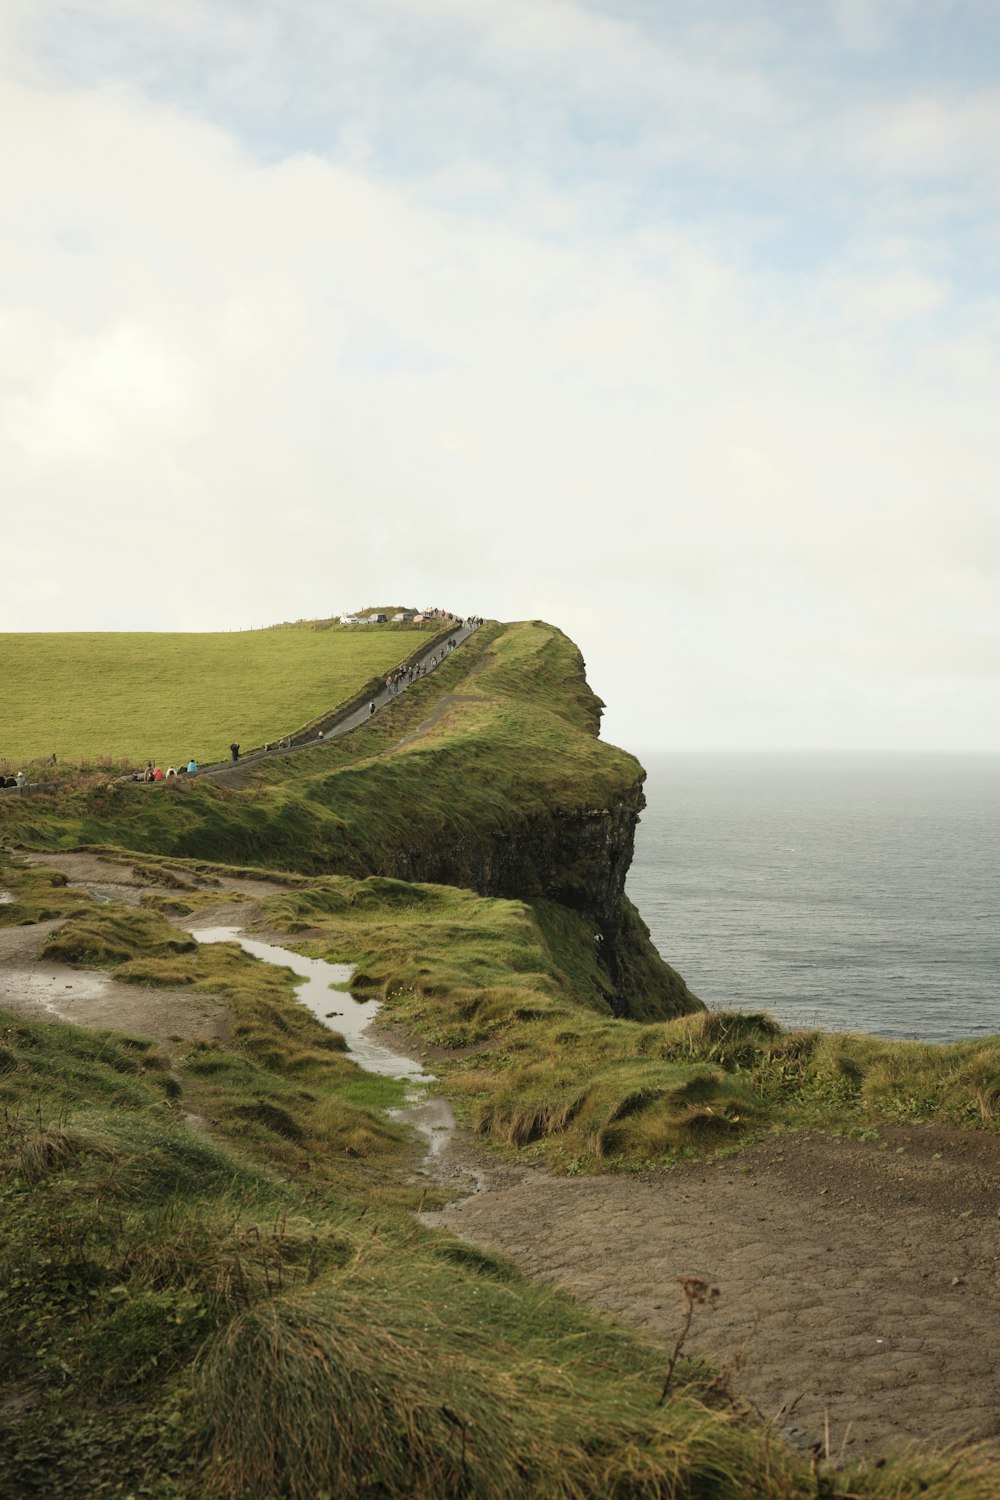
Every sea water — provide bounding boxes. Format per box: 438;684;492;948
626;753;1000;1043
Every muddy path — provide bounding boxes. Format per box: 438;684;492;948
3;850;999;1467
0;851;284;1042
0;910;234;1045
426;1125;1000;1464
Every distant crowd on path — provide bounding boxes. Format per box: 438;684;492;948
382;621;481;697
4;611;485;794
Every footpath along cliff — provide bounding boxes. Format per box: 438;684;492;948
2;619;701;1023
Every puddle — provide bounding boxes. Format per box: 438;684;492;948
400;1094;457;1160
89;886;126;906
0;967;111;1019
189;927;432;1083
189;926;461;1170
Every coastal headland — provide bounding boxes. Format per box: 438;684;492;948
1;615;997;1498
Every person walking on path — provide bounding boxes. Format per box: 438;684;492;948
229;742;240;762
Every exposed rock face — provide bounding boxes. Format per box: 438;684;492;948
384;779;700;1021
396;791;641;926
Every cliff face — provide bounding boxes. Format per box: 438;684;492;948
377;777;700;1021
390;788;640;927
353;621;701;1020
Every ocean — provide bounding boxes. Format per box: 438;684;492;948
626;753;1000;1043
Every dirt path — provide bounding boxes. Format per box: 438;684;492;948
0;851;277;1043
390;654;495;752
426;1125;1000;1463
0;914;233;1044
3;850;999;1467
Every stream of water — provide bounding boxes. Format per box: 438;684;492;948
193;926;432;1081
189;926;455;1156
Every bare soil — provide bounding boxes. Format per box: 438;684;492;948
0;911;232;1046
426;1126;1000;1463
4;849;999;1466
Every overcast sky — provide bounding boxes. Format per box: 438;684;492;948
3;1;999;751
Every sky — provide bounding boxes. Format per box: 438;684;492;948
3;0;999;752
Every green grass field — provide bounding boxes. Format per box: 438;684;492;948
0;621;440;769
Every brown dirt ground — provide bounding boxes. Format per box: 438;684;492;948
4;850;1000;1467
0;912;232;1046
425;1125;1000;1464
0;850;275;1042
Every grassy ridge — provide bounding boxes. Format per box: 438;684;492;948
0;621;700;1022
0;620;440;768
1;621;646;867
0;627;704;1026
3;618;998;1494
252;872;1000;1165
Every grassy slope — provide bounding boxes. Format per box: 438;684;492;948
8;1029;988;1500
254;872;1000;1165
2;622;642;846
2;626;998;1494
1;878;995;1497
0;620;440;768
6;861;997;1171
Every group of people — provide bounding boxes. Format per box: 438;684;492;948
383;624;473;697
135;759;198;783
6;613;484;796
384;661;425;696
0;753;58;791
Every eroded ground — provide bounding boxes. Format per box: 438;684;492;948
426;1126;1000;1462
0;915;233;1045
3;849;998;1467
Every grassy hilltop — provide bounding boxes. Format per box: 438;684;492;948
0;616;444;768
0;616;997;1497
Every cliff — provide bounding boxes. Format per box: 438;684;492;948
2;619;700;1021
382;778;697;1020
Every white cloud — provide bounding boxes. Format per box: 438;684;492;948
831;0;917;53
824;266;950;325
2;6;999;748
841;92;1000;179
